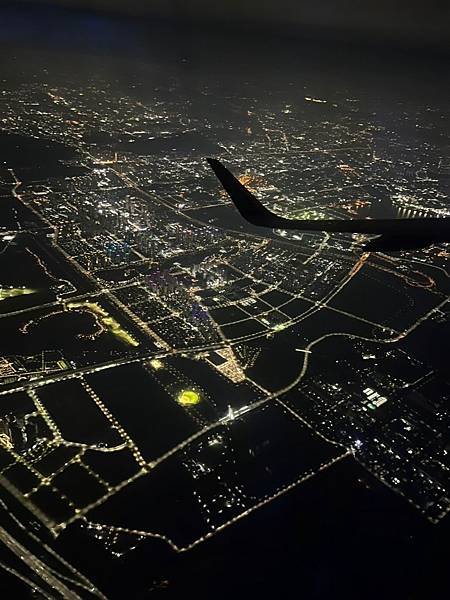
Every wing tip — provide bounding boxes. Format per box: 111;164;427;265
205;157;225;177
205;157;280;228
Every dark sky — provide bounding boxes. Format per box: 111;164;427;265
12;0;450;49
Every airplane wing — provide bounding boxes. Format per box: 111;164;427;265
206;158;285;228
206;158;450;247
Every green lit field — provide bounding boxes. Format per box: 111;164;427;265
177;389;201;406
67;301;140;347
0;287;36;301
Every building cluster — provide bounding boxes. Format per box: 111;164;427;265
293;342;450;521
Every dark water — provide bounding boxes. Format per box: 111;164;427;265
0;302;144;362
0;132;88;182
0;193;46;231
0;233;92;313
329;262;442;330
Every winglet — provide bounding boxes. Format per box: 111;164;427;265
206;158;277;227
